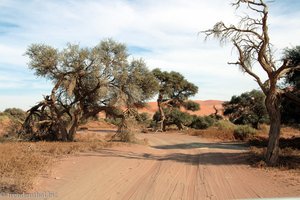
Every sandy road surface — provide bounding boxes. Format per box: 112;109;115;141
30;133;300;200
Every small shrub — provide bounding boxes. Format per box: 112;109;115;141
190;116;215;129
137;112;150;122
104;118;122;126
152;109;193;130
118;130;136;142
0;141;110;193
234;125;256;140
182;101;200;111
3;108;27;122
209;113;223;120
214;120;236;131
0;112;23;137
136;112;152;127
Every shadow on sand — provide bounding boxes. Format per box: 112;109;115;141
151;142;248;151
80;141;252;166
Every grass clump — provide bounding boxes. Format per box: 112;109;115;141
190;116;215;130
234;125;256;140
0;140;110;193
214;120;236;131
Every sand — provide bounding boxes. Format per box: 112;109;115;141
30;133;300;200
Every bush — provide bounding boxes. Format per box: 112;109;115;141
136;112;152;127
153;109;193;130
182;101;200;111
0;109;26;137
190;116;215;129
138;112;150;122
234;125;256;140
168;109;193;127
104;118;122;126
3;108;26;122
214;120;236;131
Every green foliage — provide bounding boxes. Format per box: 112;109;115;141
152;68;198;131
3;108;26;122
153;68;198;105
104;118;122;126
182;100;200;111
233;125;256;140
214;120;236;131
152;111;161;123
284;46;300;86
23;39;159;141
167;109;193;127
223;90;268;129
153;108;193;130
137;112;150;123
190;115;215;129
281;46;300;125
0;108;26;137
209;113;223;121
0;114;10;122
281;99;300;125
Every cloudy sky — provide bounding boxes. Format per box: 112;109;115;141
0;0;300;111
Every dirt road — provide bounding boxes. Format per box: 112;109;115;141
34;133;300;200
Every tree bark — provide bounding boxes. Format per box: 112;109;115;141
157;94;166;132
265;92;281;166
67;111;81;141
176;122;183;130
253;120;260;130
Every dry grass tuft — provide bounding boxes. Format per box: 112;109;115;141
249;146;300;170
0;115;13;137
0;140;112;193
187;127;235;141
0;143;50;193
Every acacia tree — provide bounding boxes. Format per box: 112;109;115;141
21;39;158;141
203;0;300;165
223;90;268;129
281;46;300;124
152;68;199;131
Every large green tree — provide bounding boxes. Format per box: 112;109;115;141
223;90;268;129
281;46;300;124
203;0;300;165
152;68;199;131
21;39;159;141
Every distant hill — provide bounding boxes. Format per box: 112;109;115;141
138;100;224;117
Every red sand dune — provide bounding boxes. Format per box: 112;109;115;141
138;100;224;117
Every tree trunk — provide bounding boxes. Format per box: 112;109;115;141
59;123;68;141
265;92;281;166
67;110;82;141
176;122;183;130
162;120;167;132
253;120;259;130
157;94;166;132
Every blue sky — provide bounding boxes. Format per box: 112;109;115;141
0;0;300;111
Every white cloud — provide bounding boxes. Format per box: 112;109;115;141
0;44;26;66
0;0;299;110
0;94;44;111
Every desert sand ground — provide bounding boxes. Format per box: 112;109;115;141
24;132;300;200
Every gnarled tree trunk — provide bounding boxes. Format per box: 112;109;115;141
265;92;281;166
157;94;166;132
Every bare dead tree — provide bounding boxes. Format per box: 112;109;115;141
203;0;300;165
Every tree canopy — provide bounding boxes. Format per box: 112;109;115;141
281;46;300;124
223;90;268;129
21;39;159;141
152;68;199;131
